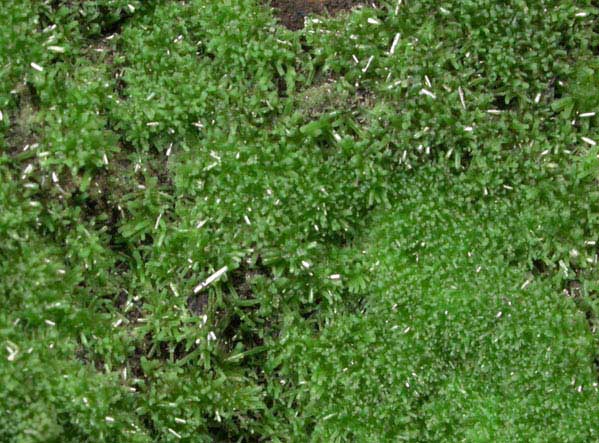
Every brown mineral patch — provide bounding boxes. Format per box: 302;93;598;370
271;0;369;30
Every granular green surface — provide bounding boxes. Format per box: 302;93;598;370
1;1;599;442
